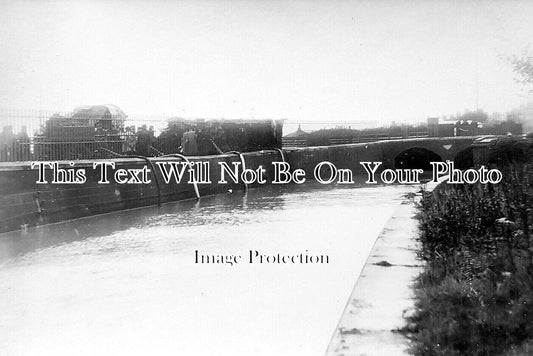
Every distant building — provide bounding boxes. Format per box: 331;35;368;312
282;125;309;147
427;117;455;137
428;116;522;137
71;104;127;131
283;125;309;139
36;104;127;160
44;104;127;139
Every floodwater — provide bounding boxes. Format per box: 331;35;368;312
0;183;414;356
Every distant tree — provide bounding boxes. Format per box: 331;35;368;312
511;50;533;89
510;50;533;133
458;109;489;123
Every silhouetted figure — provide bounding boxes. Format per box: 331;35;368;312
136;125;155;156
15;126;30;161
0;126;15;161
181;129;198;156
122;126;138;155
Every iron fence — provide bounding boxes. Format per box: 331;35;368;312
281;126;429;148
0;108;432;161
0;109;170;162
0;109;285;161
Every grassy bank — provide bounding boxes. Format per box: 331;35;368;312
406;141;533;355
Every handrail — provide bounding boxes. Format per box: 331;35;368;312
258;148;286;162
149;145;164;156
159;154;201;199
96;148;162;207
209;138;224;155
98;146;279;200
224;150;248;192
273;148;285;162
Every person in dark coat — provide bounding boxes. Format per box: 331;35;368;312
181;129;198;156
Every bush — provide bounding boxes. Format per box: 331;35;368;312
407;164;533;356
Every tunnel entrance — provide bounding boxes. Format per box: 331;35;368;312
394;147;442;171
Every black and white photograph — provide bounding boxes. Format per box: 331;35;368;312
1;1;533;355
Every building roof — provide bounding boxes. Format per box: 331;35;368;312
72;104;127;119
284;125;309;138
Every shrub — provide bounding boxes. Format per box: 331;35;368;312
407;164;533;355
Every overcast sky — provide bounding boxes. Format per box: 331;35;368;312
1;0;532;124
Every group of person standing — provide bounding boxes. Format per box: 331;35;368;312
0;125;30;161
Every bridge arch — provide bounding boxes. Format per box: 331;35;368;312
453;147;474;169
393;146;442;171
379;137;477;169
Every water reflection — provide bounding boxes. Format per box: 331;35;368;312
0;183;360;263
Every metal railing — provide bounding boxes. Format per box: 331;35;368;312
0;108;433;161
0;108;284;162
282;130;430;148
0;108;170;162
